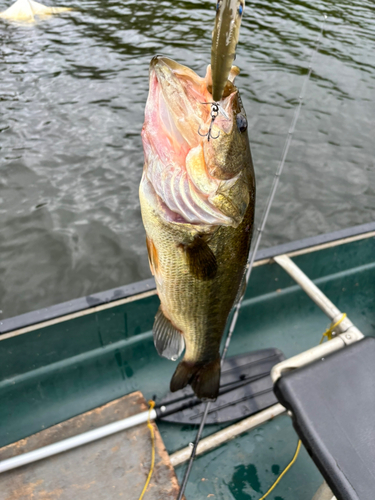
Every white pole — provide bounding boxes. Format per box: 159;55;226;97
273;254;363;335
169;404;286;467
271;253;364;383
0;409;156;474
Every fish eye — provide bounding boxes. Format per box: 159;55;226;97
238;2;243;15
236;113;247;133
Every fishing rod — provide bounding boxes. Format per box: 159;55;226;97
176;15;327;500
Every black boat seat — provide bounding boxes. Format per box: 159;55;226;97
274;337;375;500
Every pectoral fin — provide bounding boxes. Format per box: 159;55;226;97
179;235;217;280
153;307;185;361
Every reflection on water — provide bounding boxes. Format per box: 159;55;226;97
0;0;374;318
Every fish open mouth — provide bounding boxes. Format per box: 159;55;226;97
143;56;236;165
143;57;208;164
141;56;240;227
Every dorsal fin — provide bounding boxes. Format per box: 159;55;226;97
179;235;217;280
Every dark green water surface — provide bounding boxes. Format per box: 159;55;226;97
0;0;374;318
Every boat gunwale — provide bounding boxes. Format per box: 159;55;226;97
1;221;374;339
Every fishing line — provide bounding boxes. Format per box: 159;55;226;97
176;16;327;500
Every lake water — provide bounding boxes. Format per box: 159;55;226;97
1;0;374;319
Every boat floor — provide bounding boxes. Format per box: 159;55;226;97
0;392;181;500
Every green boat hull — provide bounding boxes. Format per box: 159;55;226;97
1;223;374;499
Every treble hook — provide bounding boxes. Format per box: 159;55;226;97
197;102;221;141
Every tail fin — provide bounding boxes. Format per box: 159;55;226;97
170;357;221;401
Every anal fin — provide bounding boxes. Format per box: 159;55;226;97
179;235;217;280
153;307;185;361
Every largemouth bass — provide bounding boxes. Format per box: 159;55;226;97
211;0;245;102
140;56;255;400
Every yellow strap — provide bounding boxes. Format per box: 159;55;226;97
319;313;347;344
138;400;156;500
258;440;301;500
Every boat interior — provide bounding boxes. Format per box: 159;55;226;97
0;222;374;499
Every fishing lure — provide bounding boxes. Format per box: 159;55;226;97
199;0;244;141
211;0;245;103
198;101;229;141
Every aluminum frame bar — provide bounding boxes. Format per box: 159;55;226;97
170;403;285;467
273;254;362;335
0;409;156;474
271;254;364;382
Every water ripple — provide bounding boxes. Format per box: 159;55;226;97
0;0;374;317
